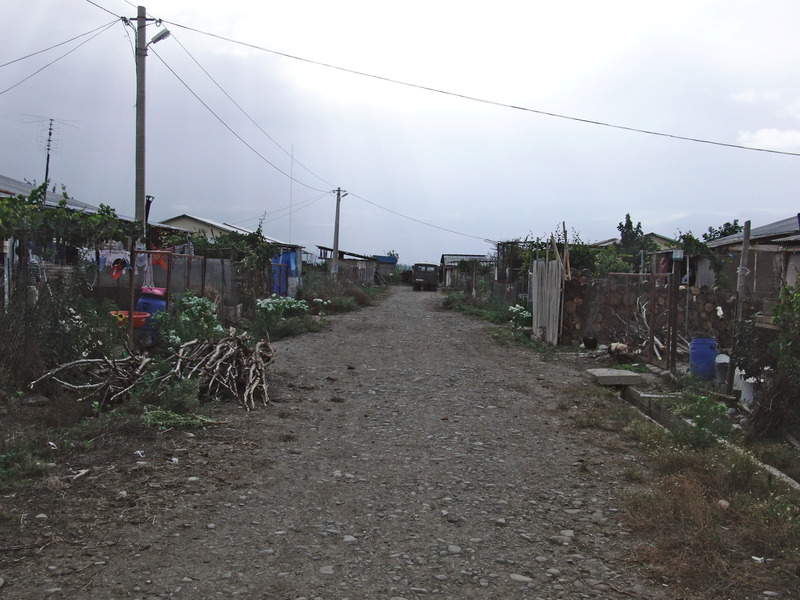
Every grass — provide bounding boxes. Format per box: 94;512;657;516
442;286;800;595
442;291;558;357
570;384;800;598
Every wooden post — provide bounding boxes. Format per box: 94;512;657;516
729;220;751;391
128;246;136;347
735;220;751;322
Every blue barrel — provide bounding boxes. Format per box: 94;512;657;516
690;338;718;380
136;293;167;339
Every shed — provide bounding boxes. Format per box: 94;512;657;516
440;253;494;291
373;254;398;277
317;246;377;286
706;214;800;311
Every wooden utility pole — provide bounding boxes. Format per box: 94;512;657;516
135;5;147;225
330;188;346;279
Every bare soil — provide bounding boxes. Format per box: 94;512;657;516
2;286;687;599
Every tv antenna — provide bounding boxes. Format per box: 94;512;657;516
24;114;80;189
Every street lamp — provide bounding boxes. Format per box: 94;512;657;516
134;5;170;230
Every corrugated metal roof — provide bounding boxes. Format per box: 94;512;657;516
0;174;133;218
707;215;800;247
160;214;298;247
773;233;800;243
440;254;492;266
317;245;375;261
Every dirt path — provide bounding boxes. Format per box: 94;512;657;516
1;286;669;599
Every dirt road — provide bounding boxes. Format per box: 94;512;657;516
1;286;668;599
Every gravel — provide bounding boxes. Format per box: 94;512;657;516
0;286;669;599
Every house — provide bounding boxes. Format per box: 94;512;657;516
159;214;254;241
160;214;304;298
592;232;676;250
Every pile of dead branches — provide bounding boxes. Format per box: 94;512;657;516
31;329;275;411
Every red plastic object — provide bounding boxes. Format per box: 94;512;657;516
141;286;166;297
110;310;150;328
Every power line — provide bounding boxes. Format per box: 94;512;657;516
0;20;118;68
0;20;119;96
350;192;497;244
83;0;121;19
164;20;800;159
149;47;330;193
170;33;335;190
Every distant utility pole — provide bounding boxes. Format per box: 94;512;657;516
330;187;347;279
44;118;54;185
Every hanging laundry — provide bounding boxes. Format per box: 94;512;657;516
152;253;168;270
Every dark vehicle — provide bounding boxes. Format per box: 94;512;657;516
412;262;439;291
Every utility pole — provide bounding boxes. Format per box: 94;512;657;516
44;118;54;185
134;5;170;229
330;188;347;279
135;5;147;226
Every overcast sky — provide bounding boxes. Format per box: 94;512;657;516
3;0;800;265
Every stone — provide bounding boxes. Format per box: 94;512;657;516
509;573;533;583
587;368;642;386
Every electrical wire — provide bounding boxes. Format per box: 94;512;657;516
83;0;121;19
226;192;330;230
170;34;335;190
0;20;119;95
0;20;118;68
262;193;329;223
149;47;330;193
350;192;497;244
165;20;800;159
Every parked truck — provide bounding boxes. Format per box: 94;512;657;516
411;262;439;291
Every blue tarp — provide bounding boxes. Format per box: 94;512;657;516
271;251;297;296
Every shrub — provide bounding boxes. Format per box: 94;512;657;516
508;303;532;329
0;266;119;389
155;291;225;349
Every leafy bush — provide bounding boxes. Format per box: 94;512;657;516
508;304;532;329
0;266;120;388
155;291;225;349
256;294;310;320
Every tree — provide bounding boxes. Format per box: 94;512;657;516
616;214;658;272
703;219;743;242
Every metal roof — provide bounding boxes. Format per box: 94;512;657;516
317;245;376;261
160;214;299;247
707;214;800;247
440;254;492;266
0;174;134;219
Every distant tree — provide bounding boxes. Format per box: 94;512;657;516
677;229;731;288
616;214;658;272
386;250;399;259
702;219;743;242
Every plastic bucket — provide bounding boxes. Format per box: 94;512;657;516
136;294;167;337
714;353;730;384
110;311;150;328
690;338;718;380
